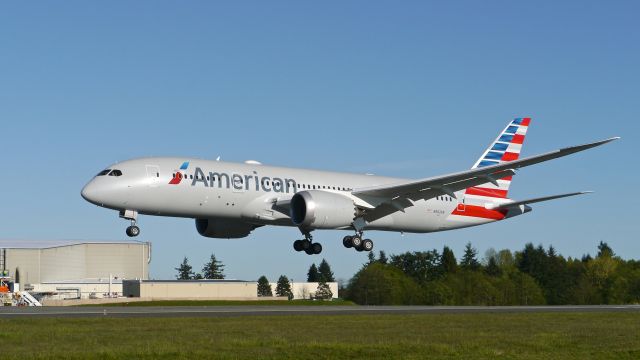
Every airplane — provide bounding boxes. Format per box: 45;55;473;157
81;118;619;255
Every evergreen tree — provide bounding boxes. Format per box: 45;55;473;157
460;242;480;271
440;246;458;274
597;241;614;258
202;253;225;279
307;264;320;282
275;275;293;300
367;252;376;264
378;251;389;264
257;275;273;297
318;259;335;282
175;257;194;280
194;273;204;280
315;279;333;300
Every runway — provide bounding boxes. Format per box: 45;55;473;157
1;305;639;318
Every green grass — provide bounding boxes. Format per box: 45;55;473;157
2;312;639;359
84;299;355;307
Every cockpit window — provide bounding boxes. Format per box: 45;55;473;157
109;169;123;177
97;169;111;176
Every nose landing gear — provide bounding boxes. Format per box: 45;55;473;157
125;223;140;237
120;209;140;237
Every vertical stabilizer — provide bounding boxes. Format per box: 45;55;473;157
466;117;531;199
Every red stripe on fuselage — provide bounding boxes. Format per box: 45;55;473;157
451;205;507;220
465;187;508;198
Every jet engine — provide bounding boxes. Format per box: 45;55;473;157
195;219;256;239
290;190;357;229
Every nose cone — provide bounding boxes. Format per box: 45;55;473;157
81;180;102;206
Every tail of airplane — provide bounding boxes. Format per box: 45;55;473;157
466;117;531;199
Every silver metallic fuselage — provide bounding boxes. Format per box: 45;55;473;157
81;157;504;234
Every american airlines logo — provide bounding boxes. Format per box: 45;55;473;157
170;162;298;194
168;161;190;185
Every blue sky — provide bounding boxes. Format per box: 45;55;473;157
1;1;638;282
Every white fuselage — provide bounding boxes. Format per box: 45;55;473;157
81;157;514;236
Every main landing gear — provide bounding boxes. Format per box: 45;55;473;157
293;231;322;255
343;232;374;252
120;209;140;238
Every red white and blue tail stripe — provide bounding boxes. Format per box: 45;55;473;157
466;117;531;199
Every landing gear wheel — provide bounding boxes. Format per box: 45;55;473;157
351;236;363;248
126;225;140;237
311;242;322;255
362;239;374;252
343;236;353;248
293;240;304;252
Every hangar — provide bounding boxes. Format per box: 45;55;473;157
0;239;150;285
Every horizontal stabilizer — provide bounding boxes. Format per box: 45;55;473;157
487;191;593;210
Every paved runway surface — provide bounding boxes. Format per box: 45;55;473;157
1;305;639;318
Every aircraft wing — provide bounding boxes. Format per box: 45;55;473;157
352;137;618;221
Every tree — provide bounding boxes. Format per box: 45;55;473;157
307;263;320;282
315;279;333;300
440;246;458;274
257;275;273;297
367;252;376;264
202;253;225;279
597;241;614;258
460;243;480;271
194;273;204;280
390;250;442;284
318;259;335;282
347;263;422;305
175;257;194;280
275;275;293;300
378;251;389;265
497;249;515;271
485;256;502;277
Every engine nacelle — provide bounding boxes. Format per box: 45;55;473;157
195;219;255;239
290;190;357;229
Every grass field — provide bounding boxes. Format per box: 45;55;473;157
2;312;639;359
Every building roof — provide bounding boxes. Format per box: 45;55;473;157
0;239;148;249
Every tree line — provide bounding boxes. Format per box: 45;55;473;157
343;242;640;305
176;255;335;300
175;254;225;280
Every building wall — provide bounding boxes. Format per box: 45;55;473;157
31;282;123;300
6;249;41;284
4;242;150;284
269;282;339;299
124;280;258;299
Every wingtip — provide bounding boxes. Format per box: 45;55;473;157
580;191;595;195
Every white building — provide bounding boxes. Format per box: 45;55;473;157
0;239;150;286
269;282;339;300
